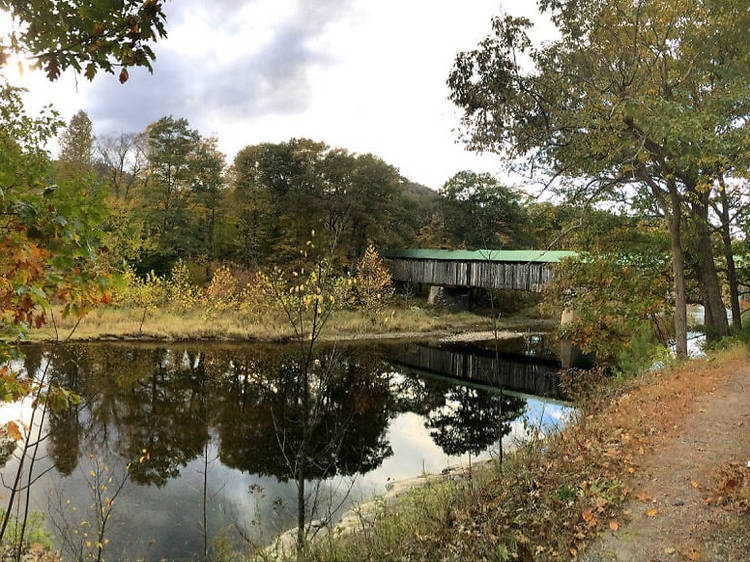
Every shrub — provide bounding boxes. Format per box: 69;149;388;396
238;271;273;318
354;244;393;320
205;265;239;312
615;326;672;379
166;259;201;310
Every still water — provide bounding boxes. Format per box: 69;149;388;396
2;337;572;560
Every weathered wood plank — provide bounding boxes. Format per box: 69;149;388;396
388;258;556;292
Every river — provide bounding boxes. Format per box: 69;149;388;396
0;336;573;560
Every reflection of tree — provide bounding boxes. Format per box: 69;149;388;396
47;349;83;476
44;345;396;488
47;403;81;476
43;344;535;482
389;374;450;417
391;373;526;457
116;349;209;486
425;386;525;456
213;349;393;480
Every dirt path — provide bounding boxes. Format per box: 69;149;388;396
583;364;750;561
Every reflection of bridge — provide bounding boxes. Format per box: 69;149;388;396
387;343;565;400
385;249;576;292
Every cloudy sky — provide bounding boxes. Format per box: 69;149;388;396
4;0;553;189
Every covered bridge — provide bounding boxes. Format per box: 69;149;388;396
385;249;576;292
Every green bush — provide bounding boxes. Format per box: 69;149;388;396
615;326;672;379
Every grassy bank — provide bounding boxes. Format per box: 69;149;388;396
286;343;749;561
21;305;548;343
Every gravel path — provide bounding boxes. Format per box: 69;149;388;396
583;365;750;561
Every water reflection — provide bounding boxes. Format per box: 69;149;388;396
4;341;569;560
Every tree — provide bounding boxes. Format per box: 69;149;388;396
230;139;405;265
189;137;226;259
141;116;201;268
0;84;111;345
57;109;94;179
449;0;750;354
0;0;167;82
712;177;750;330
354;244;393;320
440;170;529;249
97;131;147;200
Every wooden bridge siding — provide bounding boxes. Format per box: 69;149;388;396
392;346;561;398
389;259;553;292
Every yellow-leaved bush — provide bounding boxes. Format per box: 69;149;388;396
204;265;239;312
354;244;394;321
111;248;393;324
238;271;273;318
166;260;201;309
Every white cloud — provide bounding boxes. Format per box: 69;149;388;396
2;0;554;189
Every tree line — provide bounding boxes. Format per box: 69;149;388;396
56;110;578;278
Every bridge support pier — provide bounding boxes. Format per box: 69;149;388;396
427;285;444;305
560;308;593;369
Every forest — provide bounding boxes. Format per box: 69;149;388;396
59;110;553;274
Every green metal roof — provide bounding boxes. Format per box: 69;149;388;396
384;249;577;263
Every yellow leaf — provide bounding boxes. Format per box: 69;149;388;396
645;508;658;517
665;547;676;555
690;480;699;489
89;470;96;478
86;540;91;548
6;421;22;441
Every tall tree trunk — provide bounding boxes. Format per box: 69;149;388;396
692;193;729;339
718;177;742;331
668;189;688;358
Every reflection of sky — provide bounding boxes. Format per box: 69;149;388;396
9;394;573;560
1;348;574;560
11;397;574;560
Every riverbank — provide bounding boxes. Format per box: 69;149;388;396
21;306;555;344
287;342;750;561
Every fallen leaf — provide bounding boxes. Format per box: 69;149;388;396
635;491;652;502
609;520;619;531
665;547;676;554
690;480;699;489
645;508;658;517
